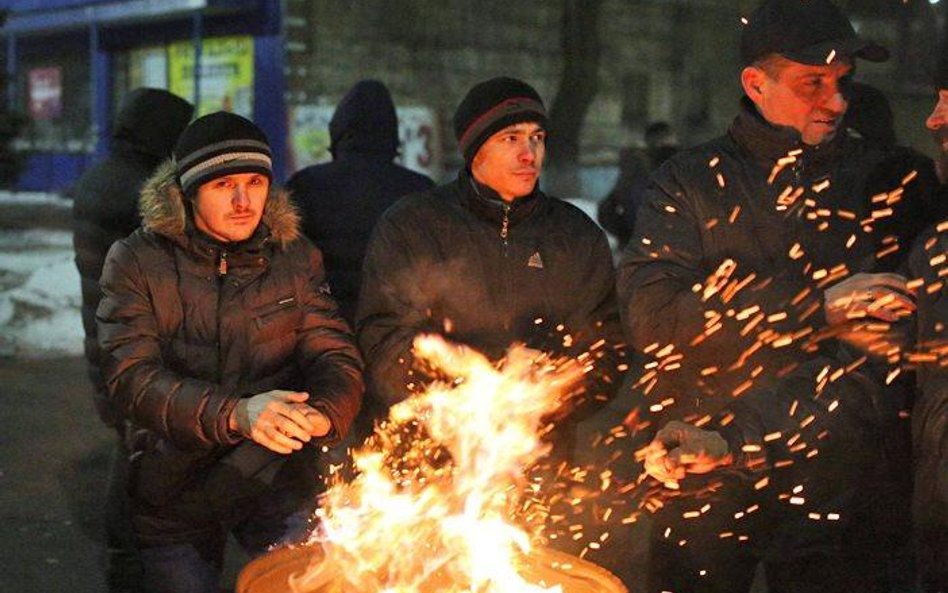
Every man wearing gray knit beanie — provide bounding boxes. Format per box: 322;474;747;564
96;111;363;593
356;76;626;491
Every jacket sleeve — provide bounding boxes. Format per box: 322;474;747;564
294;243;365;444
618;162;825;380
561;224;628;420
356;212;439;408
907;225;948;566
97;239;241;449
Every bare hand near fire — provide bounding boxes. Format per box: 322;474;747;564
641;421;732;489
230;390;332;454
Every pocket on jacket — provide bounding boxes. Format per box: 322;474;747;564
132;440;219;506
251;294;301;344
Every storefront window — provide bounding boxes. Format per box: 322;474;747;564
169;35;254;117
112;35;254;120
13;46;92;153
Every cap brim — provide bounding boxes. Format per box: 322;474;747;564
783;37;889;66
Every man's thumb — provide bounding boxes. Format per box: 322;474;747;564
282;391;310;403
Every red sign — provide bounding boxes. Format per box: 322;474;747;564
28;67;62;120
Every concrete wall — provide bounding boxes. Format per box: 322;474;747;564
283;0;943;187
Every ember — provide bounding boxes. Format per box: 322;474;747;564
238;334;627;593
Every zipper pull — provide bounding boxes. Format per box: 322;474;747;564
218;251;228;276
500;203;510;242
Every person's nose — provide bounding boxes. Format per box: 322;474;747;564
926;102;946;131
519;140;537;165
232;184;250;211
824;83;847;115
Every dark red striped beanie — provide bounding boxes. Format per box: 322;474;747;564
453;77;548;165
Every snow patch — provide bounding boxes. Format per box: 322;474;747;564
0;230;83;358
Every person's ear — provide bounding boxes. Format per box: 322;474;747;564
741;66;766;106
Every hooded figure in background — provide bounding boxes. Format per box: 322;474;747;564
287;80;434;326
70;87;193;593
72;88;194;430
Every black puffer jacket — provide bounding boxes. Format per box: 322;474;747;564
288;80;434;325
618;99;936;555
357;170;625;417
97;163;363;532
907;217;948;592
620;98;937;419
71;88;193;427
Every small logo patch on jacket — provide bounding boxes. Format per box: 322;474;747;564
527;251;544;269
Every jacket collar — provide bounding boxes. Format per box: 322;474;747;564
728;96;846;171
456;168;542;226
139;160;301;251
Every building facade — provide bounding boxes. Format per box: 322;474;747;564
0;0;940;195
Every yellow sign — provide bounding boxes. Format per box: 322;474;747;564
169;36;254;117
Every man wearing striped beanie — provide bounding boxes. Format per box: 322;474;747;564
96;110;363;593
356;76;625;493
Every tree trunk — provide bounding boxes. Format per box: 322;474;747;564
545;0;603;198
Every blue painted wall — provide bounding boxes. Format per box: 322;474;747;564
0;0;284;193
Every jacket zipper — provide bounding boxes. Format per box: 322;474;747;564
500;203;510;257
216;249;227;383
500;202;512;330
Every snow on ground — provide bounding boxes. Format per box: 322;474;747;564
0;229;83;358
0;190;83;358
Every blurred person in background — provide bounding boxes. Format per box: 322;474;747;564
70;87;193;593
597;121;680;251
287;79;434;327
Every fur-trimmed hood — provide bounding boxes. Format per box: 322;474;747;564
138;160;301;249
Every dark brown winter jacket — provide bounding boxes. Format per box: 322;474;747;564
97;162;363;520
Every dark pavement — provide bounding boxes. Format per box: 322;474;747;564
0;356;111;592
0;354;651;592
0;356;253;592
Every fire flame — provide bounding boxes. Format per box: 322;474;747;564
293;334;586;593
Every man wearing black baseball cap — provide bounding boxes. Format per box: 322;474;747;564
619;1;937;591
357;77;625;467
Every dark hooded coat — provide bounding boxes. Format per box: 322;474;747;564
71;88;193;427
287;80;434;325
96;163;364;543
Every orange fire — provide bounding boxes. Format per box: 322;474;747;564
292;334;587;593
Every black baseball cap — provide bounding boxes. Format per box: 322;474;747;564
741;0;889;67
